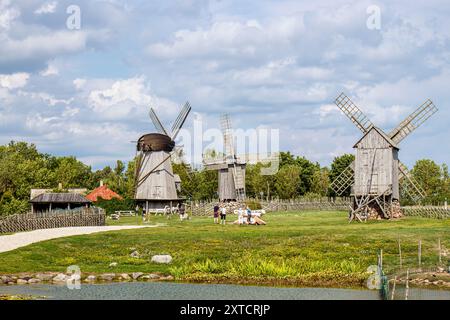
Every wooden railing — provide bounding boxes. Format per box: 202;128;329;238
402;206;450;219
0;208;106;234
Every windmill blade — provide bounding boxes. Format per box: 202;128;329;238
335;93;374;133
388;99;438;144
171;101;192;140
220;113;236;160
398;161;426;203
330;161;355;196
149;108;169;136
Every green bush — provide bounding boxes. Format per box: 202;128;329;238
94;198;136;215
245;200;262;210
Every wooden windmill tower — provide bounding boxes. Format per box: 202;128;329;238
134;102;191;212
330;93;438;222
203;114;246;202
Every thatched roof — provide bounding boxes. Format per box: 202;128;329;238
30;193;91;204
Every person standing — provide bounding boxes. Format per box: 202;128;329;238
213;204;220;224
220;205;227;225
179;203;185;221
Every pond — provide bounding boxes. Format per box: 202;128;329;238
1;282;449;300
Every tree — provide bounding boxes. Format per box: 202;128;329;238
329;154;355;197
275;165;301;199
412;159;446;204
311;167;330;196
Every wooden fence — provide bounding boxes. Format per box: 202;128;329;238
189;198;350;216
0;208;106;234
402;206;450;219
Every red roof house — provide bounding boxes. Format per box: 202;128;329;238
86;181;123;202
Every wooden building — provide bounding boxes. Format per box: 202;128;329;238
30;193;91;213
353;126;399;200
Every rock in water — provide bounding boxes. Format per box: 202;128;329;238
35;273;55;282
52;274;68;283
120;273;131;280
132;272;143;280
17;279;28;285
28;278;41;284
151;255;172;264
100;273;115;281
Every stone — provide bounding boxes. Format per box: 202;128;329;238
151;255;172;264
35;273;55;282
85;275;97;282
100;273;116;281
120;273;131;280
148;273;160;280
109;262;118;268
437;267;445;273
160;275;174;281
130;251;140;258
132;272;144;280
28;278;41;284
52;273;68;283
1;276;12;284
17;279;28;285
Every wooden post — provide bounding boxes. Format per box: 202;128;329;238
380;249;383;269
391;276;397;300
398;239;402;269
418;240;422;268
438;238;442;265
405;269;409;300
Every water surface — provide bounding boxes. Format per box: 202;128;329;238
0;282;448;300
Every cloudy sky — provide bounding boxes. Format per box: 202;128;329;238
0;0;448;170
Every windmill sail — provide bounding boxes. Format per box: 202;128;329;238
335;93;373;133
398;162;426;203
149;108;168;136
220;114;236;161
171;101;191;140
330;161;355;196
388;99;438;144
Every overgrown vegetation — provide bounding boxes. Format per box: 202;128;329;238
0;212;448;288
1;141;449;216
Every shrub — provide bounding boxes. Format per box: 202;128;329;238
94;198;136;215
245;200;262;210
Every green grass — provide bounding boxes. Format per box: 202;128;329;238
0;211;448;288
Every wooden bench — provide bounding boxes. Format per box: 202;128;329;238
115;210;136;217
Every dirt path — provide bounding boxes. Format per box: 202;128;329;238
0;226;154;253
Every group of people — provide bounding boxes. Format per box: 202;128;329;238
213;203;228;224
213;203;266;225
142;202;188;222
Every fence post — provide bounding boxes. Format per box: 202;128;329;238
418;240;422;268
398;239;402;270
438;238;442;265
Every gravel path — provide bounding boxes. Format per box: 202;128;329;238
0;225;154;253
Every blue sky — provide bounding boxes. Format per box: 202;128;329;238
0;0;448;170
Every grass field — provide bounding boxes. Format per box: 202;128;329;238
0;211;448;288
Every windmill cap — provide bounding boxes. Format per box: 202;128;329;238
137;133;175;152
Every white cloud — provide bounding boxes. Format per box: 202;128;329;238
87;76;180;120
34;1;58;15
0;0;20;31
73;78;86;90
0;31;87;65
0;72;29;89
40;63;59;76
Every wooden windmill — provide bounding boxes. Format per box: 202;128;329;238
134;102;191;212
330;93;438;222
203;114;246;202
